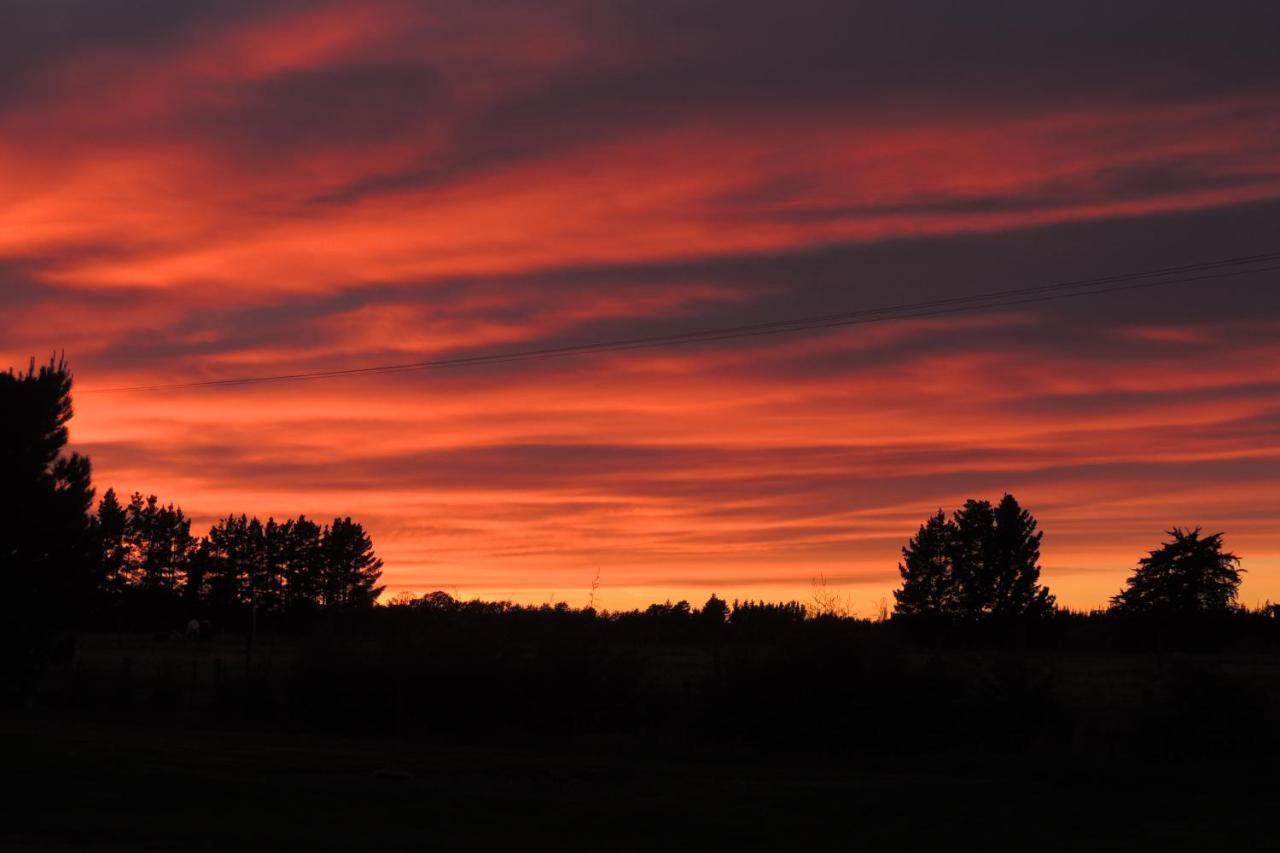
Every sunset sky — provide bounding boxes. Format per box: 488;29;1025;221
4;0;1279;612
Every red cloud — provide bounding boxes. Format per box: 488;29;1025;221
4;1;1279;610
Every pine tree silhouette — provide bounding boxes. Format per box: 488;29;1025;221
989;494;1055;618
894;510;960;617
0;356;96;666
894;495;1054;619
94;488;129;596
320;518;384;608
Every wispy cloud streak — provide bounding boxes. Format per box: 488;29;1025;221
3;0;1279;609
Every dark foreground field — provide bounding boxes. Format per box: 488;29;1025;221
4;624;1280;851
3;715;1275;852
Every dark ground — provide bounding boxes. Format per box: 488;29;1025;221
4;628;1278;851
0;712;1274;845
1;715;1275;852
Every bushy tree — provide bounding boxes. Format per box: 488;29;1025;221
699;594;729;628
417;590;458;613
894;494;1054;620
1110;528;1242;616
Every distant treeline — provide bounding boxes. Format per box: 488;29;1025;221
376;586;1280;649
93;489;383;623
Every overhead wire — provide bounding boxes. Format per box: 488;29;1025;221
80;250;1280;393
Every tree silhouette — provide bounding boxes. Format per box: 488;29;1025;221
699;594;729;628
0;356;96;648
260;518;290;614
94;488;129;596
729;599;806;634
1110;528;1242;616
184;537;215;610
142;511;387;617
319;517;384;608
418;590;458;612
1;357;393;634
894;495;1054;620
282;516;324;614
894;510;960;617
989;494;1054;617
204;514;262;612
124;493;195;597
952;499;997;617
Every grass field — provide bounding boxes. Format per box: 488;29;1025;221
6;631;1280;850
2;714;1275;851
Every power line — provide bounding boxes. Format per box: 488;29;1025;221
81;251;1280;393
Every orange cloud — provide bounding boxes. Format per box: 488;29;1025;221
4;0;1279;611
